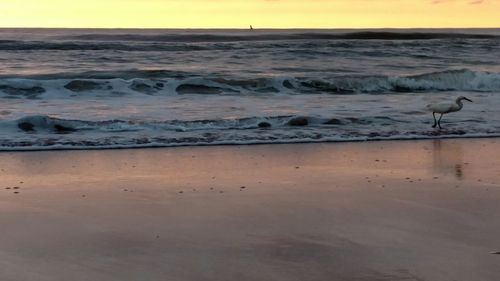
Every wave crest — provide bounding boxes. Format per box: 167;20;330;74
61;32;500;42
0;113;497;151
1;69;499;98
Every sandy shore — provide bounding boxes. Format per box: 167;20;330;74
1;139;500;281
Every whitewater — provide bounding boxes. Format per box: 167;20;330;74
1;28;499;150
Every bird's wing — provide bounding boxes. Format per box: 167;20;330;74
427;102;454;113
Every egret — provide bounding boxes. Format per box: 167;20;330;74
427;96;472;129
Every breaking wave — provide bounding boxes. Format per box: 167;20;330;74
1;69;499;98
1;114;498;151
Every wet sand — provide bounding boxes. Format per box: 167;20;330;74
1;139;500;281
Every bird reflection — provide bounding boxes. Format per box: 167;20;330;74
432;140;465;180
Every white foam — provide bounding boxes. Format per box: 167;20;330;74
1;90;499;151
2;70;500;100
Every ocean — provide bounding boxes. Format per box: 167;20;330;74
0;28;499;150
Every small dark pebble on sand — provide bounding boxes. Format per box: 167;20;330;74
13;187;20;190
13;192;19;194
179;191;184;194
490;251;500;255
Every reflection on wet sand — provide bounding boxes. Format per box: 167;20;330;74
1;140;500;281
432;139;465;180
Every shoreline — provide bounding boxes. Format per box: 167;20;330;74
1;138;500;281
2;135;500;153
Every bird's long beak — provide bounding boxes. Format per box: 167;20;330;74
464;97;473;102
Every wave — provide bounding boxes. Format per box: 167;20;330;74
298;69;500;94
3;114;446;135
0;69;192;80
1;114;498;151
12;115;322;133
63;32;499;42
0;31;497;51
0;41;229;51
1;69;499;98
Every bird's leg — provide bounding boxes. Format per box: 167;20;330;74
437;113;443;129
432;112;437;128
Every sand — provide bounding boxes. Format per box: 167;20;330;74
1;139;500;281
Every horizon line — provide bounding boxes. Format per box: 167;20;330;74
1;27;500;30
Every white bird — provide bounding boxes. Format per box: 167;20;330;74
427;96;472;129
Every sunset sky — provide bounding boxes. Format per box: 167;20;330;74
0;0;499;28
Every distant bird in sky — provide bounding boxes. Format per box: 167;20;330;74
427;96;472;129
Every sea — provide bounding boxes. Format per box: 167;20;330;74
0;28;499;150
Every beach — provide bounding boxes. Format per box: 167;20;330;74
1;20;500;281
1;138;500;281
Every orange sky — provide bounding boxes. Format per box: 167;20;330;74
0;0;499;28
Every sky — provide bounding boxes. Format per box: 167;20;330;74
0;0;499;28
